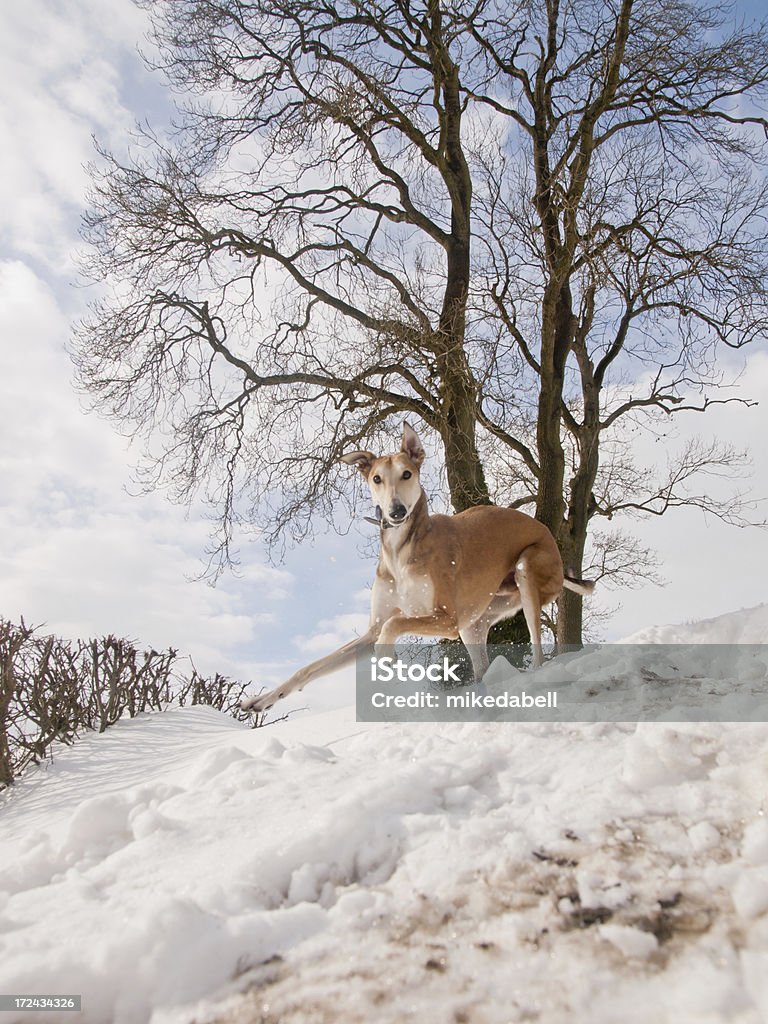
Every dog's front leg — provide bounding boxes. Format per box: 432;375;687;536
242;627;379;713
243;573;401;714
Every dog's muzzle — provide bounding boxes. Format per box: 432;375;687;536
364;504;410;530
387;502;408;525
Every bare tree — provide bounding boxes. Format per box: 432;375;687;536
76;0;768;644
77;0;505;564
469;0;768;642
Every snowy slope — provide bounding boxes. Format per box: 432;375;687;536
622;602;768;645
1;621;768;1023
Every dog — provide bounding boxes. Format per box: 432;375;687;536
242;423;593;713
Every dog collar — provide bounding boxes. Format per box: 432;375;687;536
363;515;396;529
363;506;403;530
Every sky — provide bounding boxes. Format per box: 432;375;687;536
1;0;767;701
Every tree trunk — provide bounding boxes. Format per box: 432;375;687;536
437;224;490;512
432;36;491;513
440;370;490;511
556;367;601;647
436;230;490;511
535;282;574;537
556;522;588;649
557;587;584;651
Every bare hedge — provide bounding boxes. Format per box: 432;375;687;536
0;618;266;789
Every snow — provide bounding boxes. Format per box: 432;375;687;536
598;923;659;959
621;602;768;645
1;607;768;1023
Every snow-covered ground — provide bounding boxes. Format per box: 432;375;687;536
622;603;768;645
1;609;768;1023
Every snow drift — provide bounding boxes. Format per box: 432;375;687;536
1;606;767;1023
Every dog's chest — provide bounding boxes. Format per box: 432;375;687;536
389;561;435;616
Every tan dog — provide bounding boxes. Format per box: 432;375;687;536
242;423;593;713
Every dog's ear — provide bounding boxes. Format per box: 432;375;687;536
340;450;377;478
401;422;425;467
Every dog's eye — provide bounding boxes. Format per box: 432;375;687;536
372;474;382;485
402;471;412;479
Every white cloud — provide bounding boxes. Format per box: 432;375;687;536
0;0;157;272
604;349;768;639
0;260;294;677
295;611;370;655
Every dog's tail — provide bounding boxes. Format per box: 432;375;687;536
563;574;596;596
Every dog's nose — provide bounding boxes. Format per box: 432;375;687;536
389;502;407;522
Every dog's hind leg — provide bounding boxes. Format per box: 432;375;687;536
459;593;523;682
459;619;491;682
514;550;545;668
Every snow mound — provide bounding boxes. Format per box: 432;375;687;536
1;684;768;1023
621;602;768;644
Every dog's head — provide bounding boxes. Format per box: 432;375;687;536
341;422;425;527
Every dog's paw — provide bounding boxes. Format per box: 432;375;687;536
241;692;274;713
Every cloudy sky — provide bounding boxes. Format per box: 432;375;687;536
1;0;767;703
